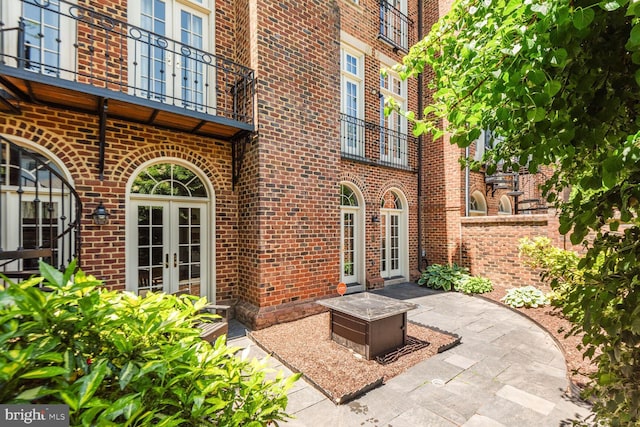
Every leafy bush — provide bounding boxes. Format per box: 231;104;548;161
417;264;469;291
456;276;493;295
0;261;298;426
501;286;549;309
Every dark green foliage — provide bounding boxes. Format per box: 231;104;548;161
417;264;470;291
0;261;298;426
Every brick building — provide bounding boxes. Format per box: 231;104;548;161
0;0;559;329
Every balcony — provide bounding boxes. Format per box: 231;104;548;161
0;0;255;140
340;114;416;171
378;0;414;52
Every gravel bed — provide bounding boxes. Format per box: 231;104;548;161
249;312;459;404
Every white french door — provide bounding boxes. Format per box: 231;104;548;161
340;208;359;284
133;199;207;296
136;0;209;109
380;210;402;279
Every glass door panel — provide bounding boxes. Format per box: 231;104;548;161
176;206;202;295
380;211;401;278
137;204;167;295
341;211;356;283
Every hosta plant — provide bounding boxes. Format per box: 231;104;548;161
456;276;493;295
0;260;299;426
418;263;470;291
501;286;550;309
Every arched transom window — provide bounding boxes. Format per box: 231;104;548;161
131;163;207;197
341;184;358;207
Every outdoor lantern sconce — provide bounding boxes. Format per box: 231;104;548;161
91;202;110;225
371;215;380;223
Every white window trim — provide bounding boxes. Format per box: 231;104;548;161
340;43;365;119
125;157;217;301
469;191;488;216
498;195;512;215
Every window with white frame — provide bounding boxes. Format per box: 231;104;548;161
469;191;488;216
380;68;407;166
498;195;512;215
340;44;365;158
128;0;213;110
380;0;409;51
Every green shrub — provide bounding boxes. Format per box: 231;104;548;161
501;286;550;308
456;276;493;294
0;261;299;426
418;264;470;291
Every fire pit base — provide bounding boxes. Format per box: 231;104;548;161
318;293;418;360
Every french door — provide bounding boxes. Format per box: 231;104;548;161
133;199;207;296
380;210;401;279
340;208;358;284
137;0;209;110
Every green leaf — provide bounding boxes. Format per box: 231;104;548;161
628;23;640;49
544;80;562;97
527;107;546;122
77;360;108;407
20;366;68;379
573;7;595;30
119;361;139;390
602;157;621;189
599;0;623;11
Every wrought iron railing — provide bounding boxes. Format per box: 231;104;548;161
340;114;415;171
0;135;81;276
379;0;413;52
0;0;255;125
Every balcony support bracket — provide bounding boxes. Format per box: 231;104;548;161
98;98;108;181
231;131;254;190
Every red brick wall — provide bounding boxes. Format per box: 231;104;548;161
233;0;342;329
0;105;239;301
459;214;573;287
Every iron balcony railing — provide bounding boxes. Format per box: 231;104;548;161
379;0;413;52
0;0;255;126
340;113;415;171
0;135;81;277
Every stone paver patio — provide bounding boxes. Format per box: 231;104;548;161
227;283;594;426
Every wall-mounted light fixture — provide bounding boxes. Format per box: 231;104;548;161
371;215;380;223
91;202;110;225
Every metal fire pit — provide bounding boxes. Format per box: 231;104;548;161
317;293;417;360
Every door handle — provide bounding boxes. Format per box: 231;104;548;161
165;253;169;268
173;253;177;268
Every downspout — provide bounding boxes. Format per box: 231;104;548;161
417;0;424;271
463;146;469;265
465;147;470;217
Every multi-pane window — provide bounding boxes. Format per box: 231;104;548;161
134;0;210;109
380;68;407;165
380;0;409;51
22;0;61;76
341;45;364;157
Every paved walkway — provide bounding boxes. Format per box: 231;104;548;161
227;283;594;426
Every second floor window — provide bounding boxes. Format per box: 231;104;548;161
380;0;409;51
340;45;364;157
380;68;407;166
131;0;211;111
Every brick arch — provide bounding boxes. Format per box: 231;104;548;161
110;144;227;192
377;180;413;208
338;173;372;205
1;121;91;177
